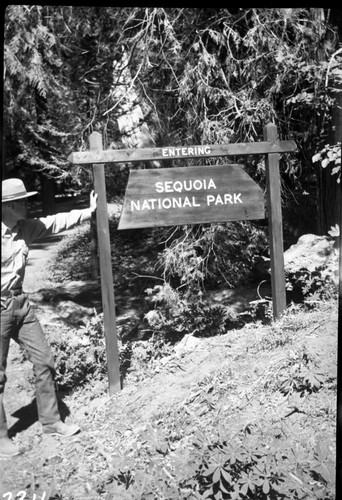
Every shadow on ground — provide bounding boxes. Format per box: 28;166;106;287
8;397;72;438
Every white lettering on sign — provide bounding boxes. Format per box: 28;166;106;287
131;196;201;211
207;193;242;205
129;193;244;212
155;178;217;193
129;175;244;213
162;146;211;157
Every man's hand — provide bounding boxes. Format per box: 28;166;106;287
90;190;98;213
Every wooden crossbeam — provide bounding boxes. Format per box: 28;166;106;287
68;139;297;165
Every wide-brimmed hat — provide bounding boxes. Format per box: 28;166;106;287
2;178;38;203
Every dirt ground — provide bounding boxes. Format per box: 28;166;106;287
0;222;338;498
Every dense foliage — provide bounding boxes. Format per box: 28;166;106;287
3;7;341;217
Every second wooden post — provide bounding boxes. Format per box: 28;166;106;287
264;123;287;320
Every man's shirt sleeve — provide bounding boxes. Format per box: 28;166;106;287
22;208;92;245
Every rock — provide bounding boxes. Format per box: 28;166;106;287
116;309;139;325
54;300;94;326
42;280;101;305
284;234;338;285
206;283;272;313
117;309;144;341
174;334;202;356
107;202;122;218
28;280;101;326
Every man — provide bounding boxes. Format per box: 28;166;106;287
1;178;97;458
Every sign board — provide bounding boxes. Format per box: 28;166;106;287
118;164;265;230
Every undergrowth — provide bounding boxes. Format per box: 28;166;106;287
94;425;335;499
39;221;337;500
144;283;237;342
91;313;336;499
46;313;133;390
39;300;336;500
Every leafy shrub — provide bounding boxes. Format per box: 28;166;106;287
158;221;268;291
125;337;175;383
312;143;341;184
244;299;273;324
96;422;334;500
194;430;334;499
48;312;181;390
47;313;132;390
285;268;338;305
48;224;94;282
140;221;268;341
144;283;234;342
258;323;295;350
276;347;325;397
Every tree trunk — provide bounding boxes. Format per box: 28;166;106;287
321;11;342;234
35;85;57;216
322;86;342;232
314;8;341;234
110;48;160;168
40;174;57;215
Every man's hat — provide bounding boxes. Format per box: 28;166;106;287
2;178;38;203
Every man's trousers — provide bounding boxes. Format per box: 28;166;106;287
0;294;59;437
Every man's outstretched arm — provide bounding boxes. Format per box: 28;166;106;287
23;190;98;244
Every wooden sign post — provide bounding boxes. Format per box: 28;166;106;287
89;132;121;395
68;123;296;393
263;123;287;318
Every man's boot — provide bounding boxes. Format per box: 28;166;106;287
43;420;80;437
0;436;20;458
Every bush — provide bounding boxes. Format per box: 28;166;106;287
194;430;334;499
97;423;334;500
158;221;268;291
144;283;235;342
47;224;94;282
285;268;338;306
47;313;132;390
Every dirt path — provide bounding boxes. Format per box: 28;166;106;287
24;234;67;293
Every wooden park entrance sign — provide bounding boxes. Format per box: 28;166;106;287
68;123;297;395
118;164;265;229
